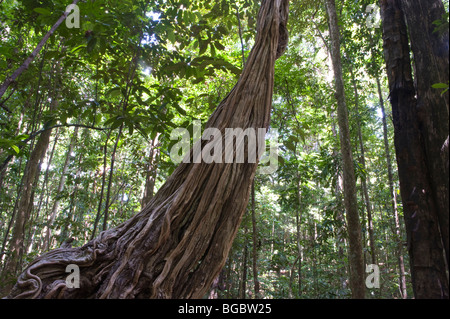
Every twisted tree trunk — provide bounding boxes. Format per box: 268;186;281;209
6;0;289;299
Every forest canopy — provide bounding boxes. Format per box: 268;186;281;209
0;0;448;299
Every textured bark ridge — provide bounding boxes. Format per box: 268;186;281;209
6;0;289;299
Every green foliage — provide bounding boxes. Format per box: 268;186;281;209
432;82;449;95
432;11;449;35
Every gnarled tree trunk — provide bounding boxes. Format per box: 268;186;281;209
5;0;289;299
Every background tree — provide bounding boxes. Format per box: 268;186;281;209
380;0;449;299
325;0;365;299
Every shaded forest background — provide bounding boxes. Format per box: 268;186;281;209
0;0;448;298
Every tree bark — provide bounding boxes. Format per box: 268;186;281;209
325;0;365;299
6;0;289;299
380;0;449;299
400;0;449;268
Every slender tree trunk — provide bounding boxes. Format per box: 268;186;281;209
62;152;84;244
331;115;348;294
1;65;60;280
284;79;304;298
102;125;123;231
0;149;6;192
288;255;300;298
7;0;290;299
0;127;52;293
311;219;319;298
380;0;449;299
0;107;27;256
91;131;111;240
141;134;160;209
239;225;248;299
325;0;365;299
294;147;303;298
250;182;260;299
0;107;25;189
43;127;78;251
295;206;303;297
27;129;59;253
376;77;408;299
224;251;233;299
351;68;376;266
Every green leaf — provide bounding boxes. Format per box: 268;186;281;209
107;87;122;98
167;29;176;44
192;76;205;85
125;119;134;136
199;39;208;55
432;83;449;89
173;103;187;116
34;8;51;15
11;144;20;154
45;51;61;59
16;134;29;141
289;135;300;143
60;113;67;124
104;117;116;126
71;44;87;54
214;41;226;51
137;86;151;96
111;117;124;130
284;140;296;152
87;37;97;53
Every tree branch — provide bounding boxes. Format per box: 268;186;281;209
0;104;12;114
234;2;246;68
0;0;81;101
